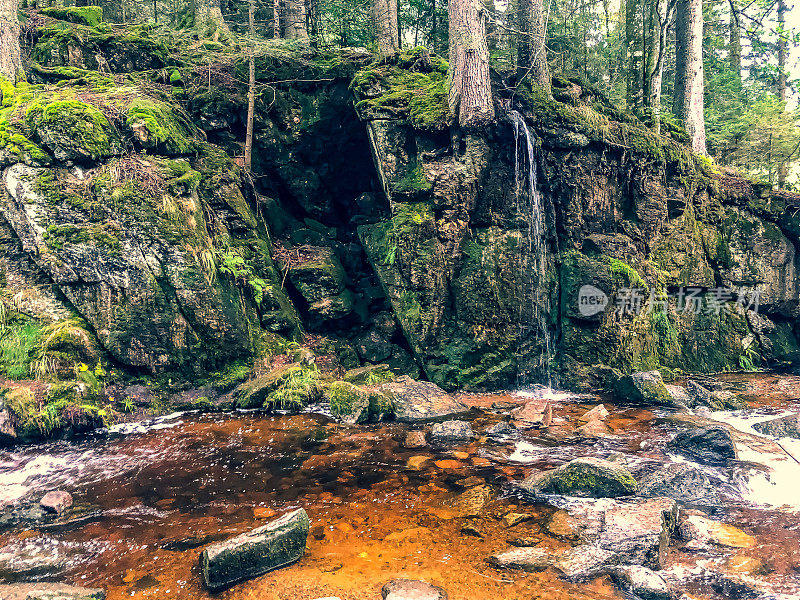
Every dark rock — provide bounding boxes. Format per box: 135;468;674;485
486;421;517;439
752;413;800;439
0;403;17;446
616;371;681;407
551;545;619;581
0;583;105;600
638;462;719;504
326;381;372;424
40;491;73;515
687;380;747;410
287;248;346;303
199;508;310;592
374;376;469;422
0;543;70;579
430;420;473;443
386;345;421;379
608;565;675;600
354;329;392;363
668;427;738;464
517;457;638;498
381;578;448;600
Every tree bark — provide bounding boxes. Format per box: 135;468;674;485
244;0;255;171
673;0;706;154
372;0;399;56
0;0;22;84
274;0;281;38
777;0;787;186
728;0;741;83
448;0;495;129
518;0;550;94
194;0;228;33
284;0;308;40
646;0;676;133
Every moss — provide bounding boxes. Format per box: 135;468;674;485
42;6;104;27
0;320;42;380
351;49;449;131
43;223;122;255
126;98;198;155
26;99;120;161
608;257;647;288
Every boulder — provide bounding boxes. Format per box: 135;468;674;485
578;404;609;422
665;385;692;407
287;248;346;303
597;498;678;569
374;376;469;422
615;371;681;407
511;400;553;429
679;514;756;550
199;508;310;592
354;329;393;363
0;403;17;446
381;578;448;600
486;421;517;439
40;491;73;515
577;420;613;437
0;584;105;600
545;504;605;543
608;565;675;600
517;457;638;498
343;364;392;385
637;462;719;504
687;380;747;410
668;427;738;464
327;381;372;424
752;413;800;439
551;545;619;581
430;420;473;443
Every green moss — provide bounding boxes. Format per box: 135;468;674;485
42;6;104;27
0;320;42;380
126;99;197;155
43;223;122;255
26;99;119;161
608;257;647;288
264;364;322;410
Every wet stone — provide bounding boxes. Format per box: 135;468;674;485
637;462;719;504
752;413;800;439
511;400;552;429
402;430;427;449
374;377;469;422
381;578;448;600
679;514;756;550
517;457;638;498
608;565;675;600
0;583;105;600
487;547;551;572
40;491;73;515
430;420;473;443
597;498;678;570
668;427;738;465
199;508;310;592
551;545;619;581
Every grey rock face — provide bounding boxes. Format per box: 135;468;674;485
638;462;719;504
516;457;638;498
597;498;678;569
668;427;738;464
609;565;675;600
752;413;800;439
199;508;310;592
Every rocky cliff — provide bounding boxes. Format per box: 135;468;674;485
1;9;799;422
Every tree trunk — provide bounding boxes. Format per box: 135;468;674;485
673;0;706;154
777;0;787;101
646;0;675;133
448;0;495;129
244;0;255;171
284;0;308;40
372;0;399;56
273;0;281;37
728;0;741;83
517;0;550;93
0;0;22;84
194;0;228;33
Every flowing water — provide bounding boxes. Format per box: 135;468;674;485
509;110;554;389
1;375;800;599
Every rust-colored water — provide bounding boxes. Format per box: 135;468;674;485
1;387;799;600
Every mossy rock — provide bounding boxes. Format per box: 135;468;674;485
26;100;121;162
126;99;198;155
615;371;681;407
287;248;346;303
41;6;104;27
327;381;371;424
518;457;638;499
343;364;393;385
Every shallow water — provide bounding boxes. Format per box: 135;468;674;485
0;378;799;600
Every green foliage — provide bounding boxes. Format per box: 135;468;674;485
0;321;42;380
217;248;270;306
265;364;322;410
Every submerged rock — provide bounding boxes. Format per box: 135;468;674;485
752;413;800;439
552;545;619;581
0;583;105;600
486;421;517;439
374;376;469;422
615;371;681;407
448;485;493;517
199;508;310;592
381;578;448;600
687;381;748;410
679;514;756;550
487;546;551;572
668;427;738;464
608;565;675;600
511;400;553;429
517;457;638;498
402;430;428;448
430;420;473;443
637;462;719;504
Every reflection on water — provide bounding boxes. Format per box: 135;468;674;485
0;381;797;600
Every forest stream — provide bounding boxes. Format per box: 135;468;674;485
1;374;799;600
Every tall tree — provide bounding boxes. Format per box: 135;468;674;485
0;0;22;84
448;0;495;129
284;0;308;39
372;0;399;55
274;0;281;37
518;0;551;94
193;0;228;33
777;0;787;185
644;0;676;133
728;0;741;83
244;0;256;171
673;0;707;154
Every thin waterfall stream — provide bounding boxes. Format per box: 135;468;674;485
509;110;554;389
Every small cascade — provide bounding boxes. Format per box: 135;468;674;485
508;110;554;388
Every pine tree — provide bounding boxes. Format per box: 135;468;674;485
674;0;707;154
518;0;551;94
0;0;22;83
372;0;399;55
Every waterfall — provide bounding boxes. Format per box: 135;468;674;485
509;110;553;388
